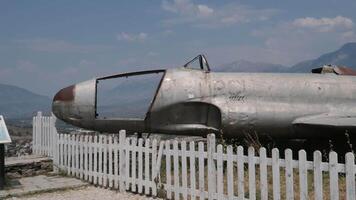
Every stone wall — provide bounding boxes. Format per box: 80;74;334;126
5;156;52;178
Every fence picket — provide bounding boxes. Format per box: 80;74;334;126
216;144;224;200
88;135;93;183
103;135;108;187
32;116;36;154
181;141;188;200
189;141;196;200
298;150;308;200
164;140;172;199
80;135;84;180
58;134;62;169
84;135;89;181
285;149;294;200
93;135;98;185
75;134;79;178
198;142;205;200
64;134;68;172
173;140;179;200
329;151;339;200
119;131;126;192
144;138;151;195
131;137;137;192
114;136;119;189
69;135;73;176
313;151;323;200
98;135;103;186
151;139;157;196
108;135;113;188
227;145;234;200
248;147;256;200
137;138;143;194
259;147;268;200
207;134;216;200
345;152;355;200
125;138;131;191
272;148;280;200
237;146;244;200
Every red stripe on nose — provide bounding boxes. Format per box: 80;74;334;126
53;85;75;102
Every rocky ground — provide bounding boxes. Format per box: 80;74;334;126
7;186;157;200
5;125;33;157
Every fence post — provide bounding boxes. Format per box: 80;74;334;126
207;134;216;200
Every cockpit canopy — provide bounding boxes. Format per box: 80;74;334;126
52;54;213;129
183;54;210;72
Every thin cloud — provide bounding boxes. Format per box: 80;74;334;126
293;16;354;32
14;38;113;53
249;16;356;65
161;0;278;28
116;32;148;42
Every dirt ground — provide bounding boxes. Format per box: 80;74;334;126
8;186;158;200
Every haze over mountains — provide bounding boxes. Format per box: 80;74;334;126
0;84;50;119
216;42;356;73
1;42;356;119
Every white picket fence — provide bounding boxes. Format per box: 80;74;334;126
32;111;57;157
33;113;356;200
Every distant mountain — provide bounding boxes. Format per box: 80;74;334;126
0;84;50;119
290;42;356;72
217;42;356;73
215;60;287;73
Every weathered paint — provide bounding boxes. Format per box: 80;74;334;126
52;55;356;139
53;85;75;102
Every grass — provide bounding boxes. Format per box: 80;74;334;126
156;154;348;200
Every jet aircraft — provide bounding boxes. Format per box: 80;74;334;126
53;55;356;140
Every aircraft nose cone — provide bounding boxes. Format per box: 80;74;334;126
53;85;75;102
52;85;75;120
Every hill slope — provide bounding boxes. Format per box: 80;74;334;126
215;60;287;72
0;84;50;118
217;42;356;73
289;42;356;72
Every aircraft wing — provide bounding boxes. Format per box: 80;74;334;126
293;113;356;127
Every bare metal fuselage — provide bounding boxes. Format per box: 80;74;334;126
52;67;356;139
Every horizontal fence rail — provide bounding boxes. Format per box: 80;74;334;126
34;113;356;200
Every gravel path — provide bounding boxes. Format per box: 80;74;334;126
8;186;158;200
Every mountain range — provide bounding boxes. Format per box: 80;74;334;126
215;42;356;73
0;84;50;119
1;42;356;119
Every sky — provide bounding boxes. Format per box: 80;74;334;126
1;0;356;96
